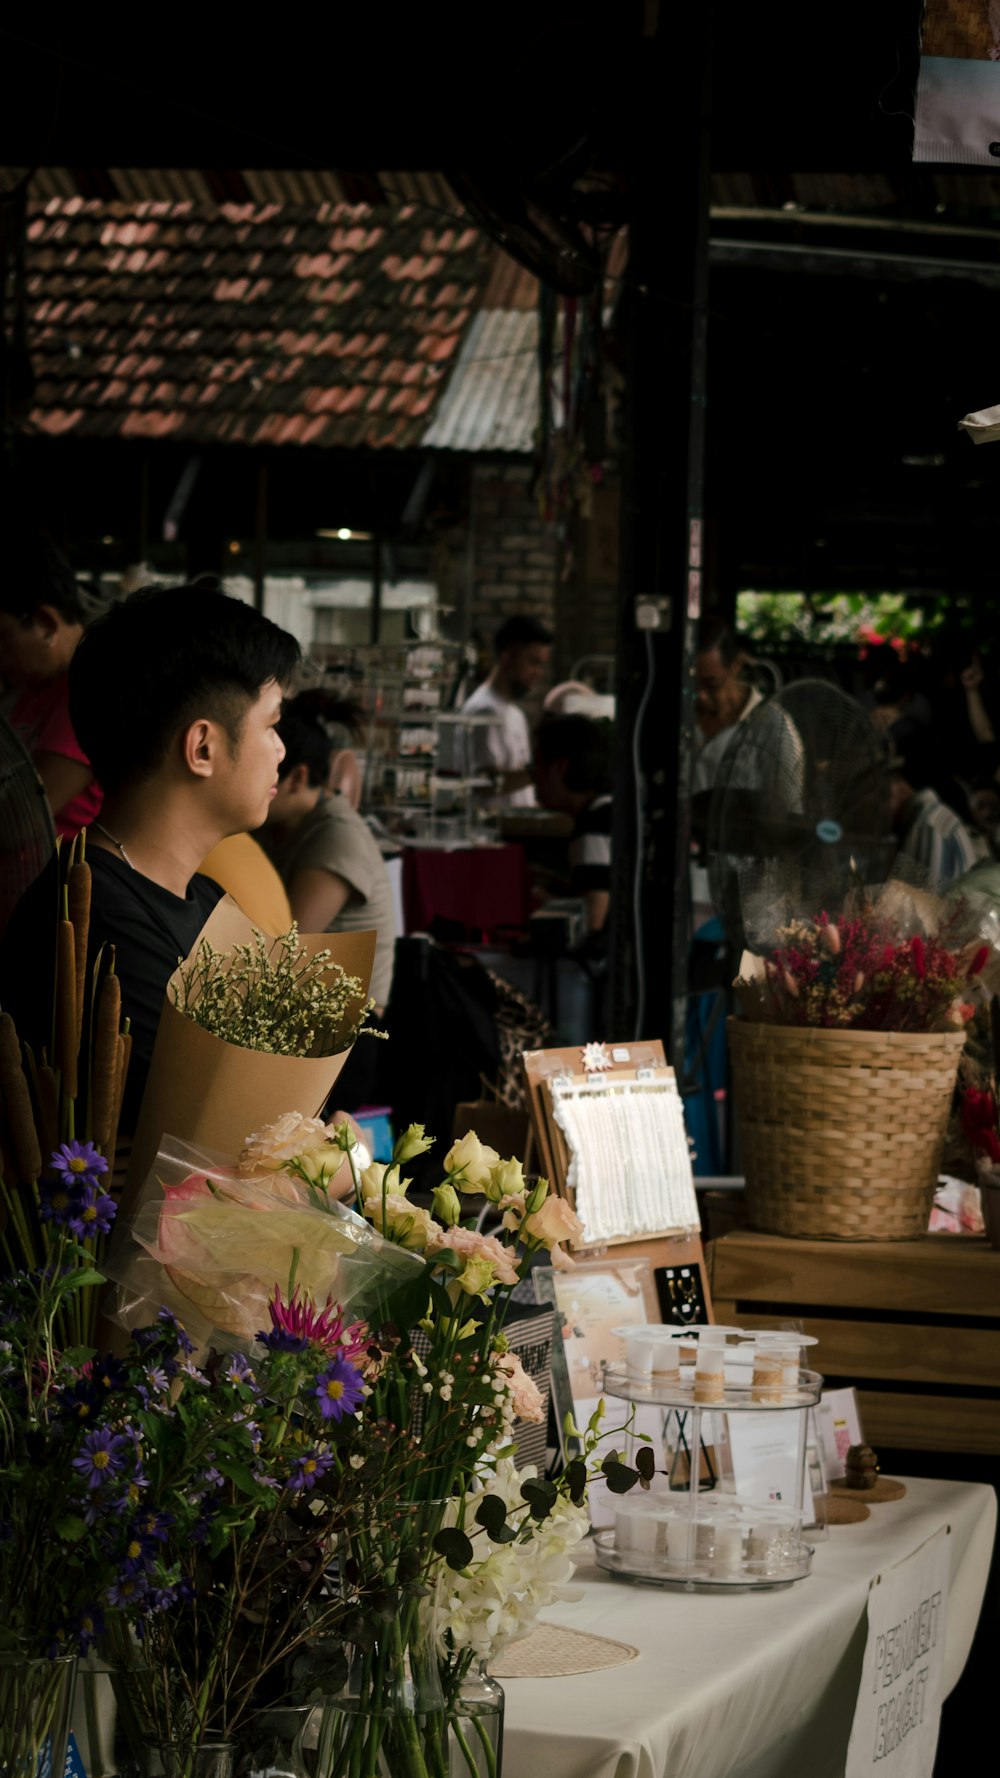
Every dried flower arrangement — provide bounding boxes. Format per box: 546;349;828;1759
170;924;380;1058
736;897;993;1033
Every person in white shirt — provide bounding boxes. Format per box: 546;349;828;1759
461;615;552;807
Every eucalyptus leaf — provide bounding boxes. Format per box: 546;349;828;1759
433;1526;474;1570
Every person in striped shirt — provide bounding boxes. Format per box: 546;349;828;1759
890;732;989;888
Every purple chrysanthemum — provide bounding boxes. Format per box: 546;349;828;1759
314;1357;365;1422
288;1450;334;1492
73;1427;129;1490
51;1140;109;1191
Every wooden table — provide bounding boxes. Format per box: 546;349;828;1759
709;1230;1000;1454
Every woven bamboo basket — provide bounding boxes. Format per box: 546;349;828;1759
728;1019;967;1241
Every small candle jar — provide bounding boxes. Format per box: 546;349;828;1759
694;1340;725;1404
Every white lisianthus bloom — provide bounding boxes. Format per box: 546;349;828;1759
361;1191;435;1251
395;1123;435;1163
359;1161;412;1203
485;1157;524;1203
240;1112;329;1174
443;1132;501;1193
431;1183;462;1227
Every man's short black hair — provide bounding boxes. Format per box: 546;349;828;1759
697;615;745;668
494;614;552;655
535;713;613;796
1;533;86;624
68;583;300;794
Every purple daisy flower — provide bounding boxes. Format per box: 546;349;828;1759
223;1352;256;1386
51;1140;109;1191
120;1526;159;1575
106;1572;149;1609
39;1179;79;1228
66;1187;118;1241
73;1428;129;1490
288;1450;334;1492
314;1356;365;1422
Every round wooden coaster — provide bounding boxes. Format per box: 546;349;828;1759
831;1477;907;1506
825;1494;871;1525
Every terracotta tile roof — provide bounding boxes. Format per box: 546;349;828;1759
24;198;491;449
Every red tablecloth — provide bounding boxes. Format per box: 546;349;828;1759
402;843;530;937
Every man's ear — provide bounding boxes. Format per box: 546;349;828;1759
181;718;220;779
32;604;61;643
286;762;309;794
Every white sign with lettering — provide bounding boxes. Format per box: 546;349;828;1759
846;1526;950;1778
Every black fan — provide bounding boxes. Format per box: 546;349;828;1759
0;713;56;941
706;680;893;956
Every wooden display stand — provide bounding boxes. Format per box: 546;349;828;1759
709;1230;1000;1455
522;1041;711;1311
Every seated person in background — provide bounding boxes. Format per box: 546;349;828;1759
461;614;552;807
262;692;396;1109
534;713;613;936
0;583;300;1130
0;533;102;838
890;733;989;888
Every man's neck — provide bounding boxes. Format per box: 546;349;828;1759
90;791;223;897
488;665;516;704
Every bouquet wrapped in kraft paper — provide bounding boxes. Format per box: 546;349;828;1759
122;897;377;1218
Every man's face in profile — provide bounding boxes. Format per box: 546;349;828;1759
506;642;551;700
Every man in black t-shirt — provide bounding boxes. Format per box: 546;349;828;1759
0;584;300;1129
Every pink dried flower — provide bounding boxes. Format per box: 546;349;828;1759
782;970;800;999
821;923;841;955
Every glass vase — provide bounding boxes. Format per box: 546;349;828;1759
314;1621;449;1778
239;1707;313;1778
138;1738;235;1778
446;1665;504;1778
0;1653;77;1778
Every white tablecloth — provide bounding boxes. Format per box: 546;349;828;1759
502;1477;996;1778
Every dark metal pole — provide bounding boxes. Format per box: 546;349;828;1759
253;461;268;613
607;12;711;1073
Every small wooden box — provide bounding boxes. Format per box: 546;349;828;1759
708;1230;1000;1456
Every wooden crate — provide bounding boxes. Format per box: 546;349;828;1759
708;1230;1000;1455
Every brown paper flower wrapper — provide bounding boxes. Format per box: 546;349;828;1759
121;896;376;1221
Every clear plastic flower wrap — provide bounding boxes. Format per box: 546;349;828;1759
734;873;1000;1033
105;1133;423;1351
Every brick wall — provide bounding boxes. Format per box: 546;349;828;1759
440;459;622;691
462;461;558;646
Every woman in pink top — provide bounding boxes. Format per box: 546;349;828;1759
0;536;102;839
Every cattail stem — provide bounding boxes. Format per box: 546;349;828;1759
0;1014;41;1183
56;919;78;1102
67;848;91;1062
92;968;122;1150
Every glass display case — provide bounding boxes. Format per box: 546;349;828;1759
595;1326;822;1591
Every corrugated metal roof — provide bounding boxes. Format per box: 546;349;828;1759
421;308;540;453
